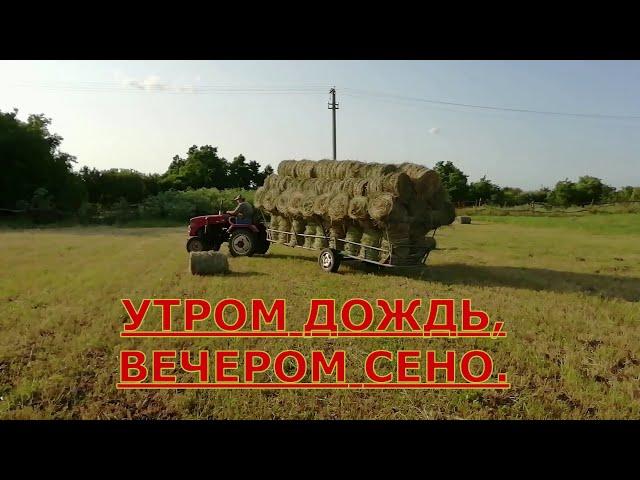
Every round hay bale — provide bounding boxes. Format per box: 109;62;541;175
189;251;230;275
312;178;332;195
299;194;317;218
398;163;441;197
313;193;331;216
254;186;266;209
386;202;410;225
348;195;369;220
367;172;414;202
277;160;297;177
286;191;305;216
334;160;362;179
275;176;293;192
344;222;363;256
276;191;291;214
261;189;278;213
458;216;472;224
360;163;397;177
303;221;317;248
352;178;368;196
314;223;328;249
314;159;339;179
329;221;346;250
293;160;316;178
368;192;395;222
431;202;456;227
290;218;306;246
359;223;382;261
263;174;280;190
407;200;429;222
385;223;411;260
328;192;351;221
278;216;292;244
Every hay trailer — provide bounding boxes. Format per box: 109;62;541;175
266;224;436;273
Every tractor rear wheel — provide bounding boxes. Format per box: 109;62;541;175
228;230;256;257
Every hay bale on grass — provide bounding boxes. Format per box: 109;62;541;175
189;251;229;275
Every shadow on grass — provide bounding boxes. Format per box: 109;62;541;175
268;253;640;302
265;252;640;301
382;263;640;302
223;272;268;278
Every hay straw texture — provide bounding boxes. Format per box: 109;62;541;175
259;159;454;264
189;251;230;275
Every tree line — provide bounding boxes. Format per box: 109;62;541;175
2;108;639;224
434;161;640;207
1;109;272;219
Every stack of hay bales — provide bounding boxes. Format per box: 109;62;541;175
254;159;455;264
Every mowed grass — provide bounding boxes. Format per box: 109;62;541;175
0;215;639;419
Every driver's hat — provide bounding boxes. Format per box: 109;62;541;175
233;195;243;201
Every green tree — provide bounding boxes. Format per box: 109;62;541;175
161;145;229;190
469;176;503;205
434;161;469;203
548;179;578;207
574;176;612;205
0;109;86;211
228;154;253;189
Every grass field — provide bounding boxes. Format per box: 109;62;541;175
1;214;639;419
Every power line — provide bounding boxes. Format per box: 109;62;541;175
8;81;332;95
8;79;640;121
341;87;640;120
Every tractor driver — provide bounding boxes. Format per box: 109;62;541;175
226;195;254;225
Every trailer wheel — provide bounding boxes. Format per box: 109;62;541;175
319;248;341;273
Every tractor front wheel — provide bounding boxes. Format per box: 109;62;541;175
186;237;209;252
228;230;256;257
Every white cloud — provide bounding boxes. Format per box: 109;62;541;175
429;127;441;135
118;74;196;93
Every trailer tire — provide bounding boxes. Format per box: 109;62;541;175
319;248;341;273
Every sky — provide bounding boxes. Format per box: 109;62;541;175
1;60;639;190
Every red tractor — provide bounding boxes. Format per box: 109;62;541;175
185;211;270;257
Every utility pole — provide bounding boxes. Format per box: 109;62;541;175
328;87;339;160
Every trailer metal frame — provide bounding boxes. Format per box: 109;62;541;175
266;225;436;272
